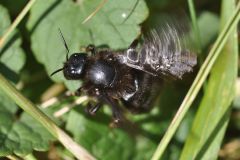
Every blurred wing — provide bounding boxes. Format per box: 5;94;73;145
119;22;197;79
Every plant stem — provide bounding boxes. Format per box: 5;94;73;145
6;155;22;160
0;74;96;160
188;0;202;53
151;2;240;160
82;0;108;24
0;0;36;48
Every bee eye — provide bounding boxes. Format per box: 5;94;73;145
72;53;79;58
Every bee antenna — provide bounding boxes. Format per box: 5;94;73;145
58;28;70;61
50;68;64;76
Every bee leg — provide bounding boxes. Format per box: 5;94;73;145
101;95;123;123
86;44;96;56
74;87;82;96
112;105;123;123
75;82;93;96
85;102;102;115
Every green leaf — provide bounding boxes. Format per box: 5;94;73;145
66;109;135;160
27;0;148;91
0;5;26;82
0;92;54;157
180;0;238;159
0;6;52;156
0;5;54;157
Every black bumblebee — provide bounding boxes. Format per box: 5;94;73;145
51;24;197;122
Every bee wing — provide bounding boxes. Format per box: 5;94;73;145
118;22;197;79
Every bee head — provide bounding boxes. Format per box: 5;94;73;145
62;53;87;79
50;29;87;80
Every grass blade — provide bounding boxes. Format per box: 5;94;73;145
151;2;240;160
187;0;202;53
180;0;238;159
0;74;96;160
0;0;36;48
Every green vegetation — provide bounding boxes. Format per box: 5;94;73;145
0;0;239;159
